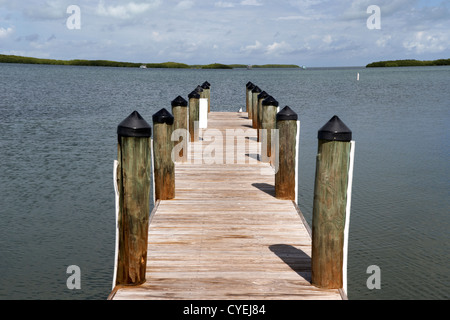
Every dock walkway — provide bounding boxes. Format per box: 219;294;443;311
109;112;343;300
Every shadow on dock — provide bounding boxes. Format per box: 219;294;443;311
269;244;312;283
252;182;275;197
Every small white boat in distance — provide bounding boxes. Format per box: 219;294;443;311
140;65;147;69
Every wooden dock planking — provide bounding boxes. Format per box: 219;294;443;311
110;112;343;300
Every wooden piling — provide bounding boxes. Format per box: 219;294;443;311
246;82;253;114
261;96;279;164
251;86;261;126
171;96;189;163
257;91;269;142
115;111;152;286
275;106;298;200
152;108;175;201
188;91;200;143
311;115;352;290
202;81;211;113
247;83;255;119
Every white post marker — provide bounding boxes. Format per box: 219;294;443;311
294;120;301;205
199;98;208;129
112;160;119;289
342;140;355;296
151;138;155;205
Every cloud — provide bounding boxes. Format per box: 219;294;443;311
403;31;448;54
241;0;263;6
21;0;68;20
376;35;392;48
323;35;332;44
96;0;160;19
214;1;234;8
176;0;195;10
266;41;292;55
273;15;312;21
241;40;295;56
240;40;264;54
25;33;40;42
215;2;235;8
0;26;14;38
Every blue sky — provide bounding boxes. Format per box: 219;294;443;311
0;0;449;66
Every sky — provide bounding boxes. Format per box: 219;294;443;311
0;0;449;67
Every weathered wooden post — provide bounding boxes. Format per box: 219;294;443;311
152;108;175;201
260;95;279;164
171;95;189;163
188;90;200;142
275;106;299;201
311;115;354;291
115;111;152;286
201;81;211;113
246;82;253;114
247;83;255;119
251;86;261;128
257;91;269;142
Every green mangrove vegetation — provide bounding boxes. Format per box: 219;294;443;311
366;59;450;68
0;54;300;69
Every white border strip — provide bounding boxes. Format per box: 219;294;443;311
151;138;155;205
112;160;119;289
342;140;355;296
294;120;300;205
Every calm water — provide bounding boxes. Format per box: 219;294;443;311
0;63;448;300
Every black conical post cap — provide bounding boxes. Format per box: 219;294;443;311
171;95;188;107
195;85;203;93
258;91;269;100
252;86;262;93
247;83;255;90
277;106;298;121
117;111;152;137
262;96;279;107
152;108;174;125
188;91;200;99
203;81;210;87
246;81;253;88
201;81;210;89
318;115;352;141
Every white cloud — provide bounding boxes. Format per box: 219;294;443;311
215;2;235;8
273;15;312;21
265;41;292;55
176;0;195;10
0;26;14;38
323;35;332;44
376;35;392;48
241;0;263;6
403;31;447;54
96;0;160;19
240;40;263;54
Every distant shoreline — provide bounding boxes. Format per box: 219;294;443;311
366;59;450;68
0;54;300;69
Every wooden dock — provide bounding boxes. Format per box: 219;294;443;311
109;112;345;300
